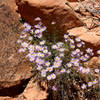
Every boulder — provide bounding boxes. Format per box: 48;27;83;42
67;0;100;48
0;1;48;99
22;78;48;100
0;0;32;97
15;0;84;39
67;26;100;48
15;0;100;48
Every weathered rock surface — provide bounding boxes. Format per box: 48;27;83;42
0;0;32;95
0;0;48;100
67;26;100;48
67;0;85;2
67;0;100;48
0;0;31;82
15;0;84;36
22;78;48;100
84;57;100;78
15;0;100;48
0;79;48;100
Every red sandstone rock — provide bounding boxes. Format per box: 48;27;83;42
15;0;84;35
67;26;100;48
15;0;100;48
22;78;48;100
67;0;85;2
66;0;100;48
0;0;32;98
0;1;48;99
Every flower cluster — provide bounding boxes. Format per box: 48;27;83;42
17;17;100;100
81;79;98;90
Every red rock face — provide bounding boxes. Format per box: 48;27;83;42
0;0;32;98
15;0;84;40
67;0;85;2
15;0;100;48
67;0;100;48
0;0;48;99
68;26;100;49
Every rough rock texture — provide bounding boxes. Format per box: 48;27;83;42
15;0;84;38
67;0;100;48
84;57;100;78
0;0;31;83
15;0;100;48
0;0;31;95
0;0;48;99
0;79;48;100
67;26;100;48
22;78;48;100
67;0;85;2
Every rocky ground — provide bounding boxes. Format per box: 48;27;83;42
0;0;48;100
0;0;100;100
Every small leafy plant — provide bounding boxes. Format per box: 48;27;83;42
17;17;100;100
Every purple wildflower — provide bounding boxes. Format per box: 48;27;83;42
81;84;87;89
94;69;100;73
52;86;57;91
